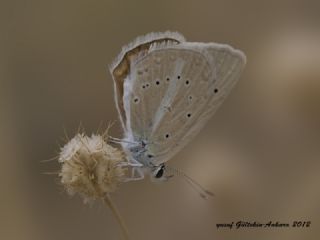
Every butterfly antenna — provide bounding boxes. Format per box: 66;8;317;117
166;166;214;199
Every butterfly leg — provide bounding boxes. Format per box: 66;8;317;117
122;157;145;181
123;167;144;182
132;167;145;180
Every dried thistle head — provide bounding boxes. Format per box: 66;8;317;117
58;133;127;202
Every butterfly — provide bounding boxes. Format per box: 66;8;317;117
109;31;246;185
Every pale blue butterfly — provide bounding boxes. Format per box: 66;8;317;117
109;31;246;195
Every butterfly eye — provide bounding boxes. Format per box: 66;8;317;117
153;164;166;179
155;167;164;178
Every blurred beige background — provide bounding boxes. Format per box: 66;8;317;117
1;0;320;239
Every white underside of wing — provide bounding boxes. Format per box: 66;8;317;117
110;32;246;167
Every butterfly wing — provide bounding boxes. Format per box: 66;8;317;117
190;42;247;132
110;31;185;131
110;32;246;167
138;43;246;165
150;43;247;165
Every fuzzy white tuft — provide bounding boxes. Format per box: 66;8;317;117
59;133;127;202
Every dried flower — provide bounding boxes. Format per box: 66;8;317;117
56;131;131;239
59;133;127;202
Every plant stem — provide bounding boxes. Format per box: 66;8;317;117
103;195;130;240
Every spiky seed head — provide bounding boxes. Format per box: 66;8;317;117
59;133;127;203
